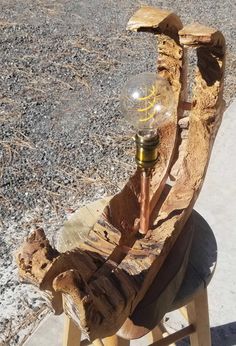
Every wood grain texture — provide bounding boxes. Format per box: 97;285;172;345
15;7;225;342
185;288;211;345
63;314;81;346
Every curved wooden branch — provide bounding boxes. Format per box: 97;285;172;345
104;6;185;255
16;8;225;342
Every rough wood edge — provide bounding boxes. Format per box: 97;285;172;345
15;7;226;342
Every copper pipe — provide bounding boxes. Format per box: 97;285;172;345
139;169;150;235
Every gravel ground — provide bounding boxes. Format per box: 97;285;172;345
0;1;235;345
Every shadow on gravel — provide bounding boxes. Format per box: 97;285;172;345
176;321;236;345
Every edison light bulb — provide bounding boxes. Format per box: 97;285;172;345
120;72;174;235
120;72;174;136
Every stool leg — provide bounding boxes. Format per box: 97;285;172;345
147;323;164;344
102;335;130;345
93;336;129;346
185;288;211;346
93;340;104;346
63;314;81;346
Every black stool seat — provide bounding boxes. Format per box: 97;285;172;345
171;211;217;310
117;211;217;340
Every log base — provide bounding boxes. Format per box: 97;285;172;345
59;208;215;346
63;208;215;346
64;288;210;346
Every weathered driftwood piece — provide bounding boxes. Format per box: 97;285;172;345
107;6;185;245
16;6;225;342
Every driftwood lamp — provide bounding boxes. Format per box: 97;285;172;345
16;6;225;344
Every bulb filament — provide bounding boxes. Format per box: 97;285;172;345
137;85;156;100
139;110;156;122
136;85;160;124
137;100;155;112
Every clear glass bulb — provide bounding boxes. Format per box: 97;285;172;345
120;72;174;136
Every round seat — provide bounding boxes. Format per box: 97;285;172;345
171;210;217;311
117;210;217;340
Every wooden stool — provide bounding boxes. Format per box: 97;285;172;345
63;210;217;346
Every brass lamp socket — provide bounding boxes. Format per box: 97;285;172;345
135;133;159;169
